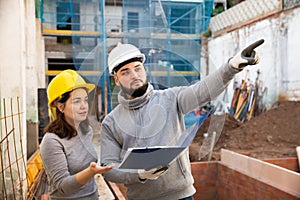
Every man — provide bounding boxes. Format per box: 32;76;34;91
100;40;264;200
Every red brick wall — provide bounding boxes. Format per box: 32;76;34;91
191;162;218;200
263;157;299;172
217;164;299;200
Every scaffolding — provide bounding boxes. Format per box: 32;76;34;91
122;0;213;87
40;0;214;113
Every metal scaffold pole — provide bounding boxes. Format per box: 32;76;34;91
100;0;111;114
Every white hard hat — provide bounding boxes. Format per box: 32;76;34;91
108;42;145;75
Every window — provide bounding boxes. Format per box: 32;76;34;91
127;12;139;32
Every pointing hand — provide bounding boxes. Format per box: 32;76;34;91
229;39;265;70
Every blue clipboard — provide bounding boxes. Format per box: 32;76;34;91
118;146;186;170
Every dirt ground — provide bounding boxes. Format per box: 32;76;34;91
189;100;300;162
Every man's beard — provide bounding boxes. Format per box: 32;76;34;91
120;81;148;98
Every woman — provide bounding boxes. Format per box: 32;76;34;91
40;69;113;200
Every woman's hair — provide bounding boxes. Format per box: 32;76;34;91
43;89;90;139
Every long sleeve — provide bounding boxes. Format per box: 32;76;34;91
100;122;141;184
176;62;239;114
40;130;98;199
40;134;82;194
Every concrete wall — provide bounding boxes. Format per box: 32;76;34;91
106;6;123;33
0;0;45;198
206;7;300;109
0;1;27;198
0;0;45;153
25;0;46;158
0;1;25;99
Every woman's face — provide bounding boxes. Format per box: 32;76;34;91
57;88;89;128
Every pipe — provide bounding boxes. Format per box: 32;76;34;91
208;131;217;161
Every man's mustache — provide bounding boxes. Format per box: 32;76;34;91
130;79;143;87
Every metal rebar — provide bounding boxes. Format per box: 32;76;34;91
3;98;16;199
0;144;8;199
17;97;27;195
10;98;23;198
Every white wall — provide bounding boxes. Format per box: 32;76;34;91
25;2;46;121
0;1;27;198
0;0;45;197
0;0;45;117
0;1;26;99
207;7;300;110
105;5;123;33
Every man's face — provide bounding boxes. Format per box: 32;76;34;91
114;61;147;98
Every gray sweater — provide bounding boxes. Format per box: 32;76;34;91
100;63;239;200
40;127;99;200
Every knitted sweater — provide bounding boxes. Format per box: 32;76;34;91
40;127;98;200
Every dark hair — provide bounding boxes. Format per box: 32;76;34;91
113;57;144;74
43;89;90;139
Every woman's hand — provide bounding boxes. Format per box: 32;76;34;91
89;162;114;175
76;162;114;185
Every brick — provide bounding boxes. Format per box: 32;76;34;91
189;162;299;200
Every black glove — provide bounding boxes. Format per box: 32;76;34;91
229;39;265;70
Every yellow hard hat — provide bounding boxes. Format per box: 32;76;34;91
47;69;95;108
